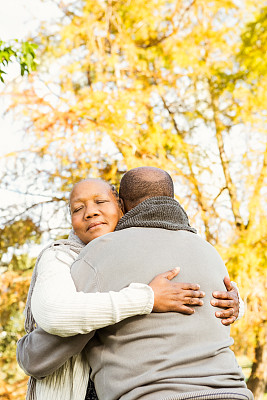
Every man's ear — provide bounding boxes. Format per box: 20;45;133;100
119;198;126;214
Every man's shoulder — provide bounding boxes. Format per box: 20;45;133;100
80;227;213;256
77;227;220;265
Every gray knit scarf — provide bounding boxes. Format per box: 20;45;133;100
24;230;85;400
115;196;197;234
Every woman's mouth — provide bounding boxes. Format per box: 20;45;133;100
86;222;105;231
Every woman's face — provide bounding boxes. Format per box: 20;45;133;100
70;180;123;244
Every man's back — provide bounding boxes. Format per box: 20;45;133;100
72;227;246;400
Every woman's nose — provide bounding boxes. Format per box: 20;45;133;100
84;204;100;219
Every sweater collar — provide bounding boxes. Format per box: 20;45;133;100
115;196;197;234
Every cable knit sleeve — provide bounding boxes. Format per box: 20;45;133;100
31;247;154;337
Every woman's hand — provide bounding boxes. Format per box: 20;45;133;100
148;268;205;314
211;276;239;325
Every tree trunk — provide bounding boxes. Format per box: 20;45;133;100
247;326;267;400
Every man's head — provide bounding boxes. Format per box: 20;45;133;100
119;167;174;212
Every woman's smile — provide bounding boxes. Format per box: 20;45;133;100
86;221;106;231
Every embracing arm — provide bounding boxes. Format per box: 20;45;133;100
18;264;206;379
18;274;241;380
16;328;91;379
32;247;206;337
31;247;154;337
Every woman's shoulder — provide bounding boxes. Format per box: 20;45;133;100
39;242;78;267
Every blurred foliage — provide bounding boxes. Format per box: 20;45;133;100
0;218;41;262
0;219;41;399
238;6;267;80
0;255;34;400
0;0;266;399
0;40;38;82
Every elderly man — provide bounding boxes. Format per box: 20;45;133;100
69;167;250;400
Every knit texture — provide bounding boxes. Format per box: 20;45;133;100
24;230;86;400
24;230;85;334
116;197;197;233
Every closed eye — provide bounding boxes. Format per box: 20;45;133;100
72;206;83;213
96;200;109;204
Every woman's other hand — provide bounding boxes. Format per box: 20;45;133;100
211;276;239;325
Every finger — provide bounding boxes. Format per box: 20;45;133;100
179;283;201;291
221;316;237;326
175;305;195;315
215;309;234;318
223;276;233;291
163;267;180;280
181;290;205;298
211;299;234;308
212;291;234;300
184;298;204;306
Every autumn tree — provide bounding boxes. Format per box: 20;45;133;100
0;1;266;399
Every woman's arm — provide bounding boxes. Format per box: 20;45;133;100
31;247;154;337
31;247;206;337
18;267;204;379
31;247;238;338
16;327;91;379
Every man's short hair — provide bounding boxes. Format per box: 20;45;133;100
119;167;174;210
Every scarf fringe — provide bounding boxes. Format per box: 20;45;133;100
23;230;85;399
26;377;37;400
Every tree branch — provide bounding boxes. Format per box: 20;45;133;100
135;0;196;49
161;95;215;242
208;81;244;229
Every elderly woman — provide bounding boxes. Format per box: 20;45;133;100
17;178;242;400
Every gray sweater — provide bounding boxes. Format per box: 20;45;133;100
71;223;246;400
